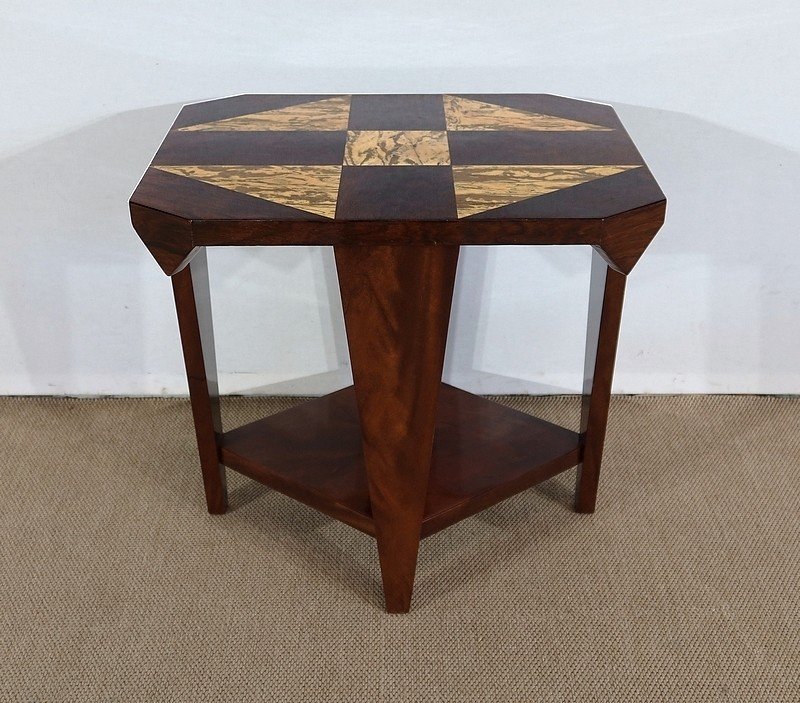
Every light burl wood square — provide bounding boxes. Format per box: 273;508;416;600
343;131;451;166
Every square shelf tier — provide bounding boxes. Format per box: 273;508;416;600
220;384;581;538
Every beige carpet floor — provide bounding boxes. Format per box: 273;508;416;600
1;394;798;701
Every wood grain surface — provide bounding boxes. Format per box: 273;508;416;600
333;244;459;612
131;92;667;613
130;93;665;275
171;249;227;514
219;384;581;539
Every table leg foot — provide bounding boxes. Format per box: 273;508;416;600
335;244;459;613
202;470;228;515
376;532;420;614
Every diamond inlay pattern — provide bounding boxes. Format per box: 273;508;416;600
155;94;643;219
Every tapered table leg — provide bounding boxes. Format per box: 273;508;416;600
335;245;459;612
172;248;227;514
575;250;627;513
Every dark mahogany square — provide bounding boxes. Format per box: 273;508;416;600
447;131;645;166
336;166;457;220
153;131;348;166
348;95;447;131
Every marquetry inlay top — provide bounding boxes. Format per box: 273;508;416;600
130;94;666;275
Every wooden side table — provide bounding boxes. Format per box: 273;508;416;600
130;94;665;612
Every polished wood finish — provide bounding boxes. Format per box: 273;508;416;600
130;93;666;612
334;245;458;612
220;384;580;538
171;249;227;513
130;202;197;278
575;250;627;513
130;93;666;275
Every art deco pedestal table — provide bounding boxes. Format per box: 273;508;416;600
130;93;666;613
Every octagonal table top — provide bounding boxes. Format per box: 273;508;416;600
130;93;666;275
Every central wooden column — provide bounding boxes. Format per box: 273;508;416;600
334;245;460;612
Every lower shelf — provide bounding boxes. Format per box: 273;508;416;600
220;384;581;538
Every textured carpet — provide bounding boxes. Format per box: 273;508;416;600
1;394;798;701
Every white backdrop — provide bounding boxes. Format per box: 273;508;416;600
2;1;798;395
